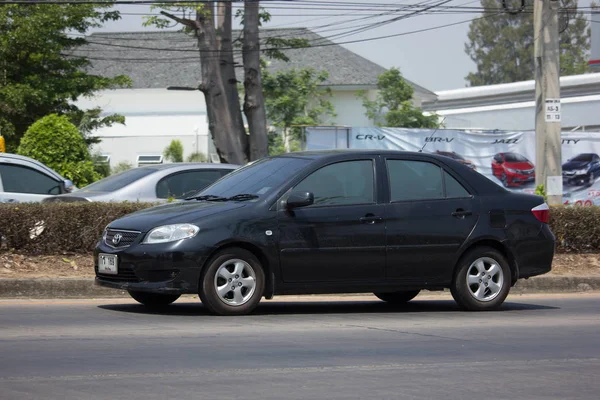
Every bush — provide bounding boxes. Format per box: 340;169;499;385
186;152;208;162
111;161;133;175
1;203;599;255
164;139;184;162
0;202;155;254
17;114;101;187
550;206;600;252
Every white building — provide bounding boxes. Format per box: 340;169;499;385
422;73;600;131
75;29;435;167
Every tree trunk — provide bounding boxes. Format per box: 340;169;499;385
242;0;269;160
283;128;291;153
160;7;248;165
217;1;248;159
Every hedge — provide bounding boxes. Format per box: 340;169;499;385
0;203;154;254
0;203;599;255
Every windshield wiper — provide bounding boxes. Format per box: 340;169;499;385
185;194;228;201
227;194;259;201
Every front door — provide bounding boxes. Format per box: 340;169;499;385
277;158;386;283
384;158;478;283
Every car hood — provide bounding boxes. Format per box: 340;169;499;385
562;160;590;171
109;201;248;232
505;161;534;170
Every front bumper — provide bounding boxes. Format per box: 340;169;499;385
507;173;535;186
94;239;210;295
563;173;589;185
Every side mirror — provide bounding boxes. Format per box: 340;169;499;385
286;191;314;209
64;179;75;193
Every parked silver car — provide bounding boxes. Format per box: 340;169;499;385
0;153;75;203
43;163;238;203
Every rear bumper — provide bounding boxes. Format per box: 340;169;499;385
515;225;555;280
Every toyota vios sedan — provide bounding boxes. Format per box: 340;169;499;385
95;150;555;315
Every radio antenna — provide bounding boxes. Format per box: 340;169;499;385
419;117;446;153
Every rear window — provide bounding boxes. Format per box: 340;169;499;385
80;168;156;192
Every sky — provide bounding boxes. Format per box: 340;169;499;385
94;0;595;92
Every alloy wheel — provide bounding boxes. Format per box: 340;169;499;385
213;259;257;306
465;257;504;302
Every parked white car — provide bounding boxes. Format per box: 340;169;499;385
0;153;74;203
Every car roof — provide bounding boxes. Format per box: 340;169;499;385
0;153;65;180
136;162;239;171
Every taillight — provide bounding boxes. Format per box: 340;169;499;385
532;203;549;223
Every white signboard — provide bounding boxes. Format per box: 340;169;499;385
306;127;600;206
545;99;561;122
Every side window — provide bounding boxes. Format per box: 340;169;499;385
444;170;471;198
293;160;374;206
387;160;443;202
493;155;501;163
0;164;61;195
156;170;227;199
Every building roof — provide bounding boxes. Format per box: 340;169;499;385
76;28;435;97
423;73;600;111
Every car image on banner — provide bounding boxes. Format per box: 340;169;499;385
305;127;600;205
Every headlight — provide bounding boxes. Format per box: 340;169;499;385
576;168;589;175
506;168;517;173
143;224;200;244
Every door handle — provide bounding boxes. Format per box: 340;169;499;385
451;209;473;218
360;216;383;224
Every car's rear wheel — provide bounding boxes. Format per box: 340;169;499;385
451;247;511;311
128;291;180;308
199;247;265;315
374;290;420;305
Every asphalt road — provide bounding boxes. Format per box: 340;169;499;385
1;293;599;400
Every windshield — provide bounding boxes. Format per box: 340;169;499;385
572;154;593;162
504;153;528;163
79;168;157;192
196;157;311;198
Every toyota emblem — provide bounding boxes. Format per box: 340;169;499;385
112;233;123;246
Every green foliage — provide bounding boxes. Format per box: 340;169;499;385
465;0;590;86
186;152;209;162
268;132;302;156
17;114;101;187
112;161;133;175
358;68;439;128
69;108;126;147
0;202;156;254
91;152;111;179
535;184;547;202
550;206;600;252
263;67;335;151
0;4;131;151
164;139;185;163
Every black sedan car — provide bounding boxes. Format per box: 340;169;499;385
562;153;600;186
95;150;555;315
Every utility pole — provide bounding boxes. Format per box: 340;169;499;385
534;0;562;205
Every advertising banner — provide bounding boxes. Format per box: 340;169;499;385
306;127;600;206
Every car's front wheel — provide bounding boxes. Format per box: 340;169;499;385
128;291;180;308
199;247;265;315
451;247;511;311
374;290;420;305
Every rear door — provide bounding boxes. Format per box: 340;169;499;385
0;163;63;203
383;157;479;283
277;157;386;283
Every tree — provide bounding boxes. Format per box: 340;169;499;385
262;68;336;153
465;0;590;86
17;115;100;187
0;4;131;151
112;161;133;175
187;152;208;162
164;139;184;162
358;68;439;129
243;0;269;160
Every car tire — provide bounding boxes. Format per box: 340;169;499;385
199;247;265;316
128;290;180;308
374;290;420;304
451;247;511;311
501;173;509;187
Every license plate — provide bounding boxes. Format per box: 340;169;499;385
98;253;118;275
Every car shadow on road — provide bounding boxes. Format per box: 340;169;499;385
97;299;558;317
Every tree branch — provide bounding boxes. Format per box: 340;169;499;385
160;11;200;30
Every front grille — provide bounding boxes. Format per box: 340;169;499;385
104;229;141;249
563;171;577;177
95;263;140;282
518;169;534;175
